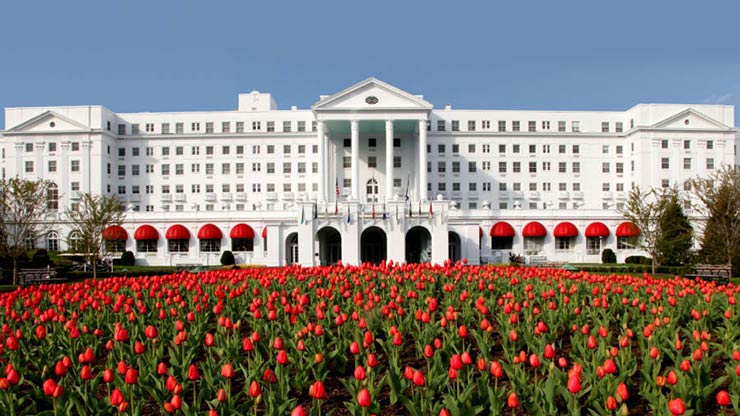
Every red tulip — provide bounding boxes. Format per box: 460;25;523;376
276;350;289;365
716;390;731;406
616;382;629;402
110;388;124;406
43;379;57;396
274;337;284;350
567;376;581;393
80;365;93;381
668;398;685;415
204;333;215;347
216;388;227;402
367;353;378;368
134;341;145;354
158;362;168;376
291;405;306;416
606;395;618;410
507;392;519;408
55;360;67;377
309;380;326;400
221;363;235;379
187;364;200;381
529;353;541;368
249;380;261;398
35;325;47;340
125;368;138;384
103;368;114;383
450;354;463;370
544;344;555;359
357;388;371;407
144;325;158;339
412;370;425;386
354;365;366;381
349;341;360;355
666;370;678;385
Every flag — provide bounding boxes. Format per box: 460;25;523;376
418;200;422;216
372;202;375;219
300;205;305;225
313;202;318;219
429;202;433;218
404;173;410;202
395;204;399;221
335;178;340;215
383;203;387;220
324;204;328;221
346;205;351;224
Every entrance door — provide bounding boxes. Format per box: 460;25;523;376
317;227;342;265
361;226;387;264
286;233;299;265
366;179;379;203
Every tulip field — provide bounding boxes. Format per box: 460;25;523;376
0;262;739;415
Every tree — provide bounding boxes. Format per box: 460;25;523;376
64;192;126;279
690;165;740;276
0;178;56;285
655;191;694;266
620;185;672;274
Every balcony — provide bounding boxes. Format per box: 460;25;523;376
174;194;186;202
572;191;584;200
266;192;278;201
558;191;570;199
615;192;626;200
296;192;307;201
160;194;172;202
128;194;141;202
205;193;217;202
282;192;294;200
235;193;247;201
221;193;232;201
602;191;613;199
512;191;524;199
529;191;540;200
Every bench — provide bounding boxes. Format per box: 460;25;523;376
176;264;201;272
537;262;566;269
686;264;731;284
527;255;547;265
18;267;67;287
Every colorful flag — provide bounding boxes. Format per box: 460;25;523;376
383;203;387;220
346;205;351;224
300;205;305;225
429;202;433;218
372;202;375;219
335;178;340;215
395;204;399;221
418;200;422;216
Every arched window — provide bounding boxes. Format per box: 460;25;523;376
47;183;59;211
68;231;82;252
47;231;59;252
366;179;378;203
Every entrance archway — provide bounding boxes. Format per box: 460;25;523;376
361;226;387;264
317;227;342;265
285;233;299;265
405;226;432;263
448;231;461;263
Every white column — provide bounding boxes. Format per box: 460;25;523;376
81;140;92;193
385;120;394;201
351;120;360;200
418;119;428;201
317;121;326;202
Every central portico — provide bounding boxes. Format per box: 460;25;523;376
312;78;433;203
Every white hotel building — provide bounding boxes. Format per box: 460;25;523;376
0;78;737;266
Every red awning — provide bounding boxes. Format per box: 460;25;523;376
133;225;159;241
197;224;223;240
522;221;547;237
262;226;267;239
585;222;610;238
230;223;255;239
553;222;578;238
103;225;127;241
165;224;190;240
490;222;515;237
616;222;640;237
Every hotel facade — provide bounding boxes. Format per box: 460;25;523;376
1;78;737;266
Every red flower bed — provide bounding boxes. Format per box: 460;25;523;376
0;262;738;415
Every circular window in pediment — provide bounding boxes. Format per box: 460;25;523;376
49;122;56;128
365;96;378;105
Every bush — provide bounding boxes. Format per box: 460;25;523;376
601;249;617;264
220;251;235;266
120;251;135;266
30;249;51;266
625;255;652;265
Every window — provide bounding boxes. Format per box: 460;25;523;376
683;158;692;169
71;182;80;191
661;158;670;169
556;236;573;251
498;162;507;173
176;123;184;134
132;147;140;157
71;142;80;151
468;161;477;173
542;121;550;130
602;183;610;192
191;163;200;173
512;121;520;131
661;179;670;188
558;121;566;132
176;146;184;156
118;124;126;135
615;122;623;133
162;147;170;156
707;140;714;150
236;163;245;174
482;161;491;171
452;144;459;154
451;120;460;131
343;138;351;148
146;147;154;156
70;160;80;172
283;162;291;174
468;144;476;153
661;139;669;149
542;162;551;171
131;124;140;134
168;239;189;253
267;163;275;174
558;162;566;173
206;146;214;156
437;162;446;173
469;182;477;191
523;236;544;254
146;164;154;173
176;164;184;175
194;122;203;132
528;121;536;132
587;237;601;255
46;231;59;252
572;145;580;154
706;158;714;169
498;121;506;132
513;144;520;153
118;148;126;158
437;120;445;131
542;145;550;153
571;121;580;132
118;165;126;176
298;121;306;132
529;144;536;154
222;145;230;155
393;156;401;168
616;145;623;155
145;123;154;133
266;122;275;132
393;138;401;147
46;183;59;211
343;157;351;169
482;182;491;191
452;161;460;173
252;121;261;131
602;145;609;154
481;120;490;129
117;185;126;194
236;122;244;133
137;239;157;253
48;142;56;152
191;184;200;193
252;184;261;192
601;122;609;133
468;120;476;131
512;162;521;173
684;140;691;150
368;156;377;168
438;144;445;154
298;162;306;174
498;144;506;153
528;162;537;173
438;183;446;192
48;161;57;173
283;121;291;132
572;162;580;174
616;162;624;174
482;144;491;153
161;164;170;175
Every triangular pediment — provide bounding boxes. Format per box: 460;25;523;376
5;111;92;133
651;108;731;130
312;78;433;111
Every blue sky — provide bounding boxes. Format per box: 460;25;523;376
2;0;739;128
